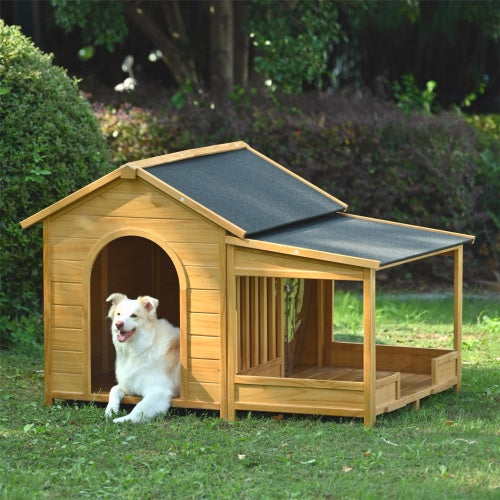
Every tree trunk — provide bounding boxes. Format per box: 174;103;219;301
209;0;234;96
122;1;199;87
233;1;249;87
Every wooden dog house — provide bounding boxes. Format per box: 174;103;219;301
21;142;474;426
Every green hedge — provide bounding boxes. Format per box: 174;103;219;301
0;22;111;347
94;91;497;284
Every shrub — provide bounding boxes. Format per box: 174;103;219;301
93;90;494;284
465;114;500;279
0;21;111;347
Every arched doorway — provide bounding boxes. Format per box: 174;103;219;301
90;236;180;394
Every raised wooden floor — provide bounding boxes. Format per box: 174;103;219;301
289;365;433;397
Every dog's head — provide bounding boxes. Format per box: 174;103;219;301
106;293;159;343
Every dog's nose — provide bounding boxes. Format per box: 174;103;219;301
115;320;124;330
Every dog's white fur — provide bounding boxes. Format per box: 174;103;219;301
104;293;180;423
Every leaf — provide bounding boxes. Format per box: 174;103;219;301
342;465;353;472
300;459;316;465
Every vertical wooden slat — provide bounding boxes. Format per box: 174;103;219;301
317;281;325;367
241;277;250;370
259;277;268;363
268;278;277;360
251;277;259;366
236;278;242;373
453;246;463;393
276;278;284;375
363;269;376;428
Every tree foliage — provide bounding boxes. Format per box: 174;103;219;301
51;0;128;51
248;0;345;93
47;0;499;104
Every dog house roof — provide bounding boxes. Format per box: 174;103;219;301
21;142;474;268
145;147;346;236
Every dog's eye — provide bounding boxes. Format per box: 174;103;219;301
130;314;138;318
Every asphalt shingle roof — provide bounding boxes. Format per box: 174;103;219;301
147;148;345;236
146;147;473;266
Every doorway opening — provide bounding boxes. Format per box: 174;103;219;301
90;236;180;394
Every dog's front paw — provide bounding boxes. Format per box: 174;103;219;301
113;414;134;424
104;405;118;419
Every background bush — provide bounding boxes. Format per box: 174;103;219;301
93;90;497;285
0;21;111;348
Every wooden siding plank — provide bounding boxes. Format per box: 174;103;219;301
189;335;220;359
188;359;220;384
187;382;220;402
232;246;365;280
53;282;82;305
233;401;364;418
188;290;220;314
50;215;219;244
51;373;86;394
228;236;380;270
235;384;364;407
185;266;221;290
52;328;84;351
51;350;83;373
51;238;98;261
188;313;220;336
52;305;83;329
235;374;363;391
51;260;84;283
172;243;220;267
71;188;201;220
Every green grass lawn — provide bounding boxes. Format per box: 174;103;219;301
1;292;498;499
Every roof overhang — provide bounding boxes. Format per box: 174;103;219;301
227;213;474;270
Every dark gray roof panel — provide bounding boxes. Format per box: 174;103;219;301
252;214;473;266
146;149;345;235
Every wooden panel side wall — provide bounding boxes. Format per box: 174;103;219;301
46;179;224;407
329;342;454;374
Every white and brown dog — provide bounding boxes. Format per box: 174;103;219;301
104;293;180;423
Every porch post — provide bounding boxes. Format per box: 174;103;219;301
363;268;377;427
453;246;464;393
226;245;236;420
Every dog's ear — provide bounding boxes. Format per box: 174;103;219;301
106;293;127;318
138;296;159;314
106;293;127;305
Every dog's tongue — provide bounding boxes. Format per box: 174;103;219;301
117;329;135;342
